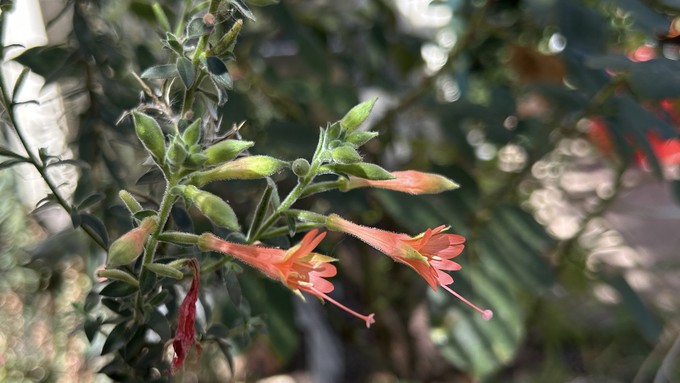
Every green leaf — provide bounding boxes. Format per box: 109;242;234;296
162;33;184;55
148;309;171;340
224;266;242;307
206;57;233;89
176;56;195;88
231;0;256;21
84;316;102;342
80;213;109;246
323;163;394;180
76;192;105;210
605;273;662;344
152;2;171;32
140;64;178;80
629;59;680;100
331;145;363;164
247;179;275;240
186;16;209;39
100;281;137;297
102;321;136;355
136;167;165;185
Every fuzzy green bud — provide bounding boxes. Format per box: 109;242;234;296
346;131;379;147
203;139;254;166
96;269;139;287
340;97;377;134
106;217;158;268
190;155;288;186
208;19;243;56
145;263;184;279
184;185;240;230
292;158;310;177
118;190;143;214
132;111;166;164
331;145;363;164
166;139;188;169
182;119;202;146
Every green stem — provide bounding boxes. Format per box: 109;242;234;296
259;222;323;240
299;179;344;199
0;68;106;249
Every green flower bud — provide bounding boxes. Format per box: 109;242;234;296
203;139;254;166
166;139;188;169
340;97;377;134
292;158;310;177
118;190;143;214
132;111;166;164
346;131;379;147
190;155;288;186
106;217;158;268
187;152;208;169
96;269;139;287
184;185;240;230
207;19;243;56
182;118;202;146
145;263;184;279
331;145;363;164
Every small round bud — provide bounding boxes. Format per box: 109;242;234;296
203;12;216;26
292;158;310;177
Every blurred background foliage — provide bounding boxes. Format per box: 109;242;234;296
2;0;680;381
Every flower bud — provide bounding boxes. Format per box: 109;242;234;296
203;139;254;166
346;131;379;147
182;119;202;146
119;190;143;214
106;217;158;268
166;139;188;169
340;97;377;134
292;158;310;177
207;19;243;56
331;145;362;164
132;111;166;164
343;170;459;194
186;152;208;169
96;269;140;287
183;185;240;230
146;263;184;279
190;155;288;186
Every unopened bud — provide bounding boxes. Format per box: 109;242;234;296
340;98;377;134
166;139;188;169
208;19;243;56
96;269;140;287
184;185;240;230
146;263;184;279
106;217;158;267
132;111;166;164
203;139;254;166
346;131;379;147
203;12;216;27
190;155;288;186
292;158;310;177
119;190;143;214
182;119;202;146
331;146;362;164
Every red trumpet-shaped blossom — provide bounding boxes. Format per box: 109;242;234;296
326;214;493;321
199;230;375;328
171;258;202;374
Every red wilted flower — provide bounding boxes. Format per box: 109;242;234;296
326;214;493;321
341;170;459;195
170;258;202;374
199;230;375;328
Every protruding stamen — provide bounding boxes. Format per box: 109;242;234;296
310;287;376;328
441;284;493;321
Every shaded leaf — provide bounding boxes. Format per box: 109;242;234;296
176;56;195;88
80;213;110;246
136;167;165;185
100;281;138;297
140;64;178;80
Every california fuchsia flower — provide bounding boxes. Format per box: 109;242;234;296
326;214;493;321
171;259;202;373
199;230;375;327
341;170;459;195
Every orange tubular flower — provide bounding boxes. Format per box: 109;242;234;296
198;230;375;328
341;170;459;195
326;214;493;321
